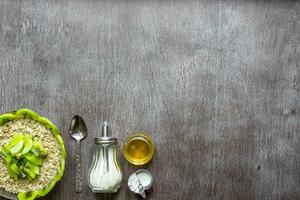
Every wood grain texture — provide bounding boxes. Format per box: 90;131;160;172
0;0;299;199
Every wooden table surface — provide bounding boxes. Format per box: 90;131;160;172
0;0;299;200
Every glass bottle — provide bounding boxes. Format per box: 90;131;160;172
87;122;123;193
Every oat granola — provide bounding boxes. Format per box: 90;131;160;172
0;119;61;193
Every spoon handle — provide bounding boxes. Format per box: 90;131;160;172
75;141;82;192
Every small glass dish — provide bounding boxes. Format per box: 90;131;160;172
123;131;155;165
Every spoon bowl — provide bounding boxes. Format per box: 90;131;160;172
69;115;87;141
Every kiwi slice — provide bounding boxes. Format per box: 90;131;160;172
10;163;20;176
32;141;47;157
25;161;40;175
10;140;24;156
24;153;42;166
9;133;24;148
22;167;36;181
8;167;18;180
18;136;33;157
0;149;12;164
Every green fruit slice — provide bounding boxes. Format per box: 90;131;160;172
9;133;24;148
10;163;20;175
22;167;36;181
19;169;26;178
0;149;12;164
8;167;18;180
32;141;47;157
3;144;10;154
18;136;33;157
30;147;40;157
24;153;42;166
25;162;40;175
10;140;24;156
4;154;12;164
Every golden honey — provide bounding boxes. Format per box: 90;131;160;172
123;131;155;165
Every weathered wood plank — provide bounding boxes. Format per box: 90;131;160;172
0;0;299;199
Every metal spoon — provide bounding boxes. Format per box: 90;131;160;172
69;115;87;193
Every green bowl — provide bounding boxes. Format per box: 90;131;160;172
0;108;66;200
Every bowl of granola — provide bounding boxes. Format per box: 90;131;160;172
0;109;66;200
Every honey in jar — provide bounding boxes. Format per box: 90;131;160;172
123;131;155;165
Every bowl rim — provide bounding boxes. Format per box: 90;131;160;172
0;108;66;200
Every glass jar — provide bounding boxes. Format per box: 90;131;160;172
123;131;155;165
87;122;122;193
